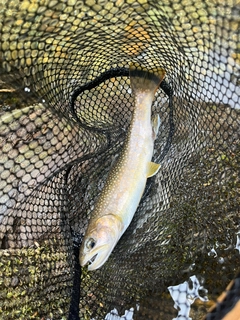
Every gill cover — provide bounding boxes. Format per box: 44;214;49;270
79;214;124;270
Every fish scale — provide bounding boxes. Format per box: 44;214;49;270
79;64;165;271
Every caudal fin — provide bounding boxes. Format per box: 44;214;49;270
129;63;165;94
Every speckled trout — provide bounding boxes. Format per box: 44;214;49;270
79;65;165;270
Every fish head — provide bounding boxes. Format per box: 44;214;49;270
79;214;123;271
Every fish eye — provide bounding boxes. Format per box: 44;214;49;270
86;238;96;250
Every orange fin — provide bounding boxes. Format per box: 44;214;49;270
147;161;161;177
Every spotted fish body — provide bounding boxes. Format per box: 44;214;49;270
79;65;165;270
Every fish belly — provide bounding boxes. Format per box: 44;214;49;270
113;131;154;234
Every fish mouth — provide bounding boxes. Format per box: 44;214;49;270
88;253;98;265
80;244;111;271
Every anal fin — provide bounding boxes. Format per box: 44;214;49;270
147;162;161;178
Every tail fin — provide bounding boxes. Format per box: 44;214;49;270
129;63;165;94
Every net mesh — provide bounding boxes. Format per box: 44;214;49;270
0;0;239;319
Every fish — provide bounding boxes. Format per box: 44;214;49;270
79;64;166;271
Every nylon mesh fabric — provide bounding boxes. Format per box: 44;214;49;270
0;0;239;319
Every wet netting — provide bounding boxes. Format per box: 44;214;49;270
0;0;239;319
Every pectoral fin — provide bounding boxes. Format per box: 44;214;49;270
147;162;161;178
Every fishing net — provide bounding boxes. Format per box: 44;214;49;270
0;0;239;319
